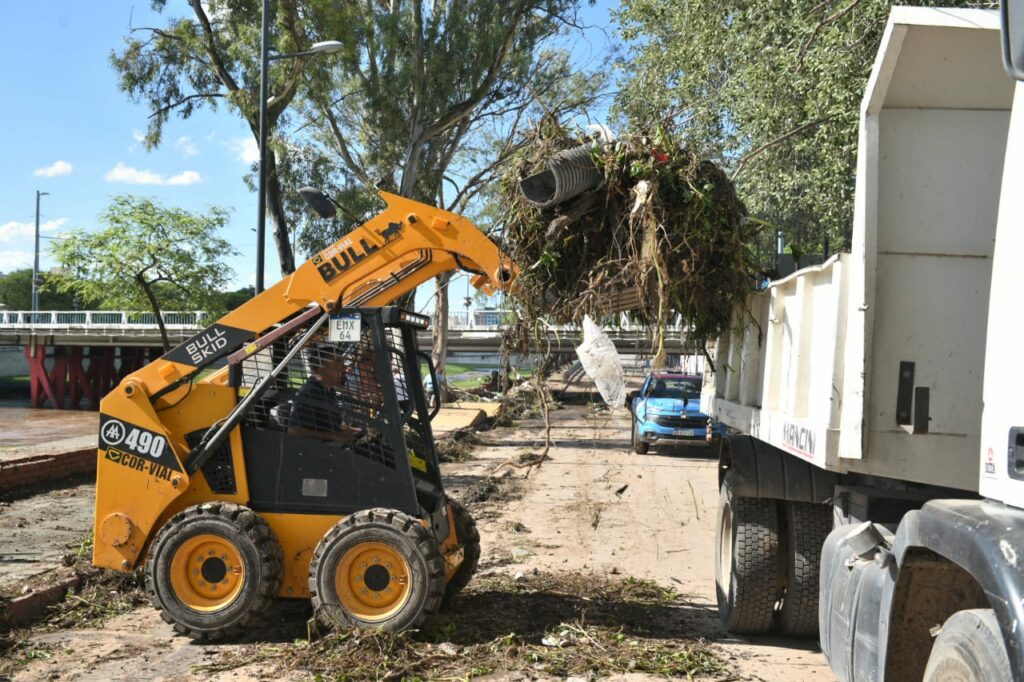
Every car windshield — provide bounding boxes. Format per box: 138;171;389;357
647;378;701;400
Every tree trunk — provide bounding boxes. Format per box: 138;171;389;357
136;274;170;351
431;272;451;404
265;149;296;275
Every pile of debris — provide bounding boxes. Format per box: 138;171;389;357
499;121;755;352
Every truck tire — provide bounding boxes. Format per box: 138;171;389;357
309;508;445;632
715;471;780;634
923;609;1011;682
146;502;283;641
442;497;480;605
776;501;832;637
632;419;649;454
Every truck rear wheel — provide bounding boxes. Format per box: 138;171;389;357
442;498;480;605
146;502;283;641
309;508;445;632
715;471;780;634
924;609;1011;682
776;501;832;637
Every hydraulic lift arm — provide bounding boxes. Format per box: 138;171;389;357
126;192;516;404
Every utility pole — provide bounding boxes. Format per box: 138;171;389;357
255;0;270;294
32;190;49;313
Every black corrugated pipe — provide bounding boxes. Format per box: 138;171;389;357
519;143;601;208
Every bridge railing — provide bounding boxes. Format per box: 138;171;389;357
0;310;210;329
0;309;685;336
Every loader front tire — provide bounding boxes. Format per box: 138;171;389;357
442;498;480;605
146;502;283;641
310;508;445;632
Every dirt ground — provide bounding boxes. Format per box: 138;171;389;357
0;481;94;599
1;396;832;681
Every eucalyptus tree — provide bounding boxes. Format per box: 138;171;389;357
614;0;992;259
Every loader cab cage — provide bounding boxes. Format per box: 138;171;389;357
215;307;447;524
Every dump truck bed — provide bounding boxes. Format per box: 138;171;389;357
702;8;1013;491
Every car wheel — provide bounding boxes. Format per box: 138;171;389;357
632;419;649;455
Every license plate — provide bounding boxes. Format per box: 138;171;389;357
673;429;696;437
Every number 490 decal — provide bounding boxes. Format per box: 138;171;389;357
99;416;179;471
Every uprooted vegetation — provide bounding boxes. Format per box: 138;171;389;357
198;572;731;680
44;537;147;631
499;121;755;358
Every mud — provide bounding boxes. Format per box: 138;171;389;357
0;481;95;599
0;408;96;456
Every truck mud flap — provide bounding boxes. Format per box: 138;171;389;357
819;522;895;682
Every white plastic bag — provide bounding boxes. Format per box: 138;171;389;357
575;315;626;410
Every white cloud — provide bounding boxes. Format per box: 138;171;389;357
0;218;67;242
0;251;34;272
105;162;202;186
230;137;260;164
33;160;73;177
132;129;146;143
175;135;199;157
166;170;202;186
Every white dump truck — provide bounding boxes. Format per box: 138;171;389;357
702;6;1024;680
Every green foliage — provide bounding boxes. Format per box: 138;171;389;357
216;286;256;313
293;1;602;253
110;1;601;271
614;0;992;258
49;196;236;347
0;269;79;310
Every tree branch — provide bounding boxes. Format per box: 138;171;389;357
414;5;526;145
188;0;242;94
321;105;373;186
796;0;864;65
148;92;226;119
731;115;835;180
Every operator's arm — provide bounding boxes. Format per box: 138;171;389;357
127;192;516;404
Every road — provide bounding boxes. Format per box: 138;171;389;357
3;397;832;680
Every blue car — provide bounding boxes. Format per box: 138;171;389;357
628;373;724;454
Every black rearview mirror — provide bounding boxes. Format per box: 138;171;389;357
298;187;338;219
1003;0;1024;80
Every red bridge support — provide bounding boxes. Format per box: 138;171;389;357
25;344;164;410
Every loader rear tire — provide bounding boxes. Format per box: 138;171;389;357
715;471;780;634
442;498;480;605
309;508;445;632
146;502;282;641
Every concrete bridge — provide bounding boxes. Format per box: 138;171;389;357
0;310;689;409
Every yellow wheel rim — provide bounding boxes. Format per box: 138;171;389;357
169;533;245;612
335;541;411;621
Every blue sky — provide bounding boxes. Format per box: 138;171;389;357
0;1;616;312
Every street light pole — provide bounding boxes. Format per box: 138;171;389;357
254;0;342;294
32;190;49;313
255;0;271;294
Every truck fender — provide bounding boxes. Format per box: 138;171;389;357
719;434;836;503
881;499;1024;680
